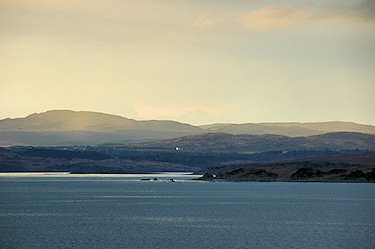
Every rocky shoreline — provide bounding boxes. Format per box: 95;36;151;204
197;166;375;183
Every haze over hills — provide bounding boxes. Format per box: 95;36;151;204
0;110;204;146
200;122;375;137
0;110;202;133
1;110;375;146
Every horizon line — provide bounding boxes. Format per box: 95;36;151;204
1;109;374;127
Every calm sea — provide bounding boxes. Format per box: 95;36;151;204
0;173;374;249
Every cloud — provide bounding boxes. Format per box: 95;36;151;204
239;1;375;29
239;4;316;29
192;12;216;28
192;1;375;30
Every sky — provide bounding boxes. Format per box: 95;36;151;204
1;0;374;125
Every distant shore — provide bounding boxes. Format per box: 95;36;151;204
1;171;373;183
196;166;375;183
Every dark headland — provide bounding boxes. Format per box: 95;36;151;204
196;152;375;183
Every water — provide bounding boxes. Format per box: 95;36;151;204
0;174;374;249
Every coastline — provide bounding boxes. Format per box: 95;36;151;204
1;171;373;183
196;166;375;183
194;178;375;183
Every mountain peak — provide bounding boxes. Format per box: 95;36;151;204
26;110;130;120
0;110;201;133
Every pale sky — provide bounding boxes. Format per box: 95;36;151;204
1;0;374;125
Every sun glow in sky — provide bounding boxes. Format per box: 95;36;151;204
1;0;374;125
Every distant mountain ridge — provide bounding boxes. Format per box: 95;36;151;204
200;121;375;137
126;132;375;152
1;110;375;146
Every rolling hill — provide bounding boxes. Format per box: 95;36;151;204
126;132;375;152
0;110;203;132
0;110;204;146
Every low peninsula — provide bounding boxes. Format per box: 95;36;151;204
196;152;375;183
